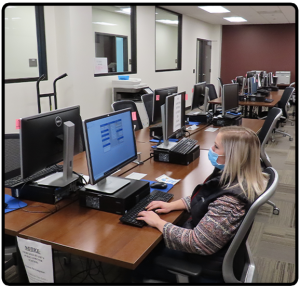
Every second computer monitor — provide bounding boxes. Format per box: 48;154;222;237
191;82;206;110
222;83;239;116
152;86;178;124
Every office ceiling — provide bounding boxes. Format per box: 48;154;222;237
160;5;296;25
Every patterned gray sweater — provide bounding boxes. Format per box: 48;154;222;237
162;195;246;255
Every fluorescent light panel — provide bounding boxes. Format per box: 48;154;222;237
156;19;179;25
92;22;117;26
198;6;230;13
116;8;131;15
224;17;247;22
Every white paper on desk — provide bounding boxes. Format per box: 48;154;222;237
156;174;181;185
186;124;198;131
17;237;54;283
205;127;219;132
125;172;147;180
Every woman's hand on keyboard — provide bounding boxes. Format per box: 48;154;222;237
146;201;172;214
136;211;167;232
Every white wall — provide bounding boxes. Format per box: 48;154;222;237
4;5;222;133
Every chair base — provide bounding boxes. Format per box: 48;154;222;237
274;129;293;141
266;200;280;215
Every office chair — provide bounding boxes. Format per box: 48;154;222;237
4;134;20;270
111;100;143;131
288;82;295;124
257;107;282;215
259;87;294;141
141;93;154;126
217;77;223;98
206;83;221;112
147;167;278;283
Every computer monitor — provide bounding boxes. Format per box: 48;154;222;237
222;83;239;116
268;72;273;86
246;71;256;78
191;82;206;110
152;86;178;124
157;91;186;150
82;108;137;194
249;76;257;94
20;105;82;187
141;93;154;125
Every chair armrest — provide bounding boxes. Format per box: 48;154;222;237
154;255;202;277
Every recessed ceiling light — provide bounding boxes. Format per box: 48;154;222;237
198;6;230;13
92;22;117;26
156;20;179;25
224;17;247;22
116;8;131;15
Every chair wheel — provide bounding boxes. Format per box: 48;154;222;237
273;208;280;215
291;122;294;126
289;137;293;141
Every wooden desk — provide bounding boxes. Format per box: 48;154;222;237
190;118;264;150
19;151;214;270
5;188;78;237
209;90;283;118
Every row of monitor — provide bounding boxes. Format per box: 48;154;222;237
19;81;239;194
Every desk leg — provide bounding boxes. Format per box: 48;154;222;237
249;106;253;118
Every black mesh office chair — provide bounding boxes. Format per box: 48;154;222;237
4;134;20;270
259;87;294;141
141;93;154;126
146;167;279;283
288;82;296;123
206;84;221;112
257;107;282;215
111;100;143;131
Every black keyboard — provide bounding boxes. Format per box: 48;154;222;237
119;190;174;227
170;138;198;155
5;165;63;188
264;98;274;103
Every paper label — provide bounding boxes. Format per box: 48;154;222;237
156;95;160;101
16;119;20;129
185;94;188;101
132;111;137;121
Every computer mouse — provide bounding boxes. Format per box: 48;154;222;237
150;182;168;189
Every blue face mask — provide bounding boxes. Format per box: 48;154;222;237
208;148;225;170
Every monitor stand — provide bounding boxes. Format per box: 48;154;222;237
36;121;79;187
85;176;130;194
156;104;177;150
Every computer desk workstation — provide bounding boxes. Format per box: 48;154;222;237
9;117;265;278
209;89;283;118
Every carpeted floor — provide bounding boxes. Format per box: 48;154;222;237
4;113;296;284
247;118;296;283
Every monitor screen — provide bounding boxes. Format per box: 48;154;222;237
83;108;137;189
141;93;154;125
156;91;185;150
222;83;239;116
166;91;186;139
20;106;82;180
191;82;206;110
249;77;257;94
152;86;178;124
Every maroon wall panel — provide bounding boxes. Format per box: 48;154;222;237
221;24;296;84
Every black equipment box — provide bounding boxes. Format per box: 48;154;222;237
149;125;163;138
11;180;79;204
79;179;150;215
153;145;200;165
248;94;266;102
149;125;185;139
257;89;270;96
239;94;248;101
184;112;208;123
212;115;242;127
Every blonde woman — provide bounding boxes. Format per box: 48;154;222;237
134;126;269;283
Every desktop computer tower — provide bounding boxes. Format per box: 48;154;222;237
79;179;150;215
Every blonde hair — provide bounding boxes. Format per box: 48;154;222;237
218;126;269;202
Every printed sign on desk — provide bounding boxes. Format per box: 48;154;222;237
17;237;54;283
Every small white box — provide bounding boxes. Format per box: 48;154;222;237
275;71;291;84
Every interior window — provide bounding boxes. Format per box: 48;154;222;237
92;5;136;76
4;5;47;83
155;7;182;72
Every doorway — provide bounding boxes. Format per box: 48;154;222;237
196;39;212;83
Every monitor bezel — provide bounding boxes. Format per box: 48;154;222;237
20;105;81;179
82;108;137;185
